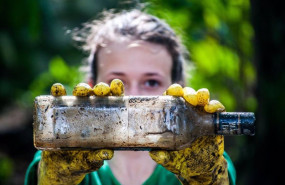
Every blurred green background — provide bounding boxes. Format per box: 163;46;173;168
0;0;284;184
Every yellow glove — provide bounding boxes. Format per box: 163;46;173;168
38;79;124;185
149;84;229;185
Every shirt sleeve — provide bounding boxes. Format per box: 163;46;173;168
223;151;237;185
24;150;42;185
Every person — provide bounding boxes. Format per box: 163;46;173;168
25;9;236;185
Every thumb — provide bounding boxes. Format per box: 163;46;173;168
92;149;114;161
149;150;170;165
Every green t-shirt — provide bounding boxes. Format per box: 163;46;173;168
24;150;236;185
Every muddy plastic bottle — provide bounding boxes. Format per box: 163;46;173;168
33;95;255;151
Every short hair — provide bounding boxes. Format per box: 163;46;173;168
72;9;189;85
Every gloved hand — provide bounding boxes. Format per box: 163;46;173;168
149;84;229;185
38;79;124;185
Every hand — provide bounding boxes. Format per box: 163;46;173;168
149;84;229;185
38;79;124;185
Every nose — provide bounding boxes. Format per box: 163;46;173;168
125;84;140;96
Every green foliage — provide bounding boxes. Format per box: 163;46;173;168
0;156;13;184
28;56;83;102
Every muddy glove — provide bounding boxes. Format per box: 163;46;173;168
38;79;124;185
150;84;229;185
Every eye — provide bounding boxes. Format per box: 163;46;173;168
144;79;160;88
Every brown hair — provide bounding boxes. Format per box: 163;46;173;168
72;9;188;85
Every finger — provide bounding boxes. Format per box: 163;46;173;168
110;79;124;96
93;149;114;161
183;87;198;106
149;150;170;165
50;83;67;96
197;88;210;106
72;83;92;96
166;84;183;97
93;82;111;96
204;100;225;113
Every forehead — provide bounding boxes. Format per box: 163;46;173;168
97;40;172;77
100;40;166;54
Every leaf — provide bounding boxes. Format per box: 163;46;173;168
49;56;70;82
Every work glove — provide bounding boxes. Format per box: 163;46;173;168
149;84;229;185
38;79;124;185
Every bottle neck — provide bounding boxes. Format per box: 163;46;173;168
214;112;255;136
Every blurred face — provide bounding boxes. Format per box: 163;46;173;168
96;40;172;95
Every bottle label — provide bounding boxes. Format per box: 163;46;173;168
214;113;242;135
214;112;255;136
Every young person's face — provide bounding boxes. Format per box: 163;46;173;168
96;40;172;95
